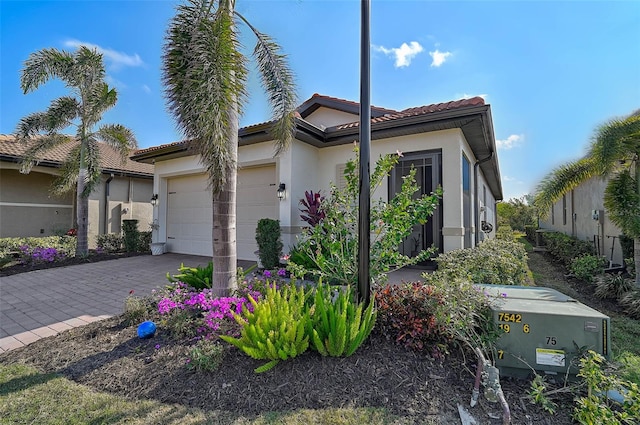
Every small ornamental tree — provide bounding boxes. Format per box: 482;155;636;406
300;190;325;227
288;148;441;287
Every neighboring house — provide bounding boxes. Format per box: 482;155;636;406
538;176;625;266
0;135;154;246
131;94;503;262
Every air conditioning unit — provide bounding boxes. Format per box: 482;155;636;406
476;284;611;378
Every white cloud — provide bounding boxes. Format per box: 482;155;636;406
374;41;424;68
142;84;151;94
64;39;143;69
429;49;452;67
496;134;524;150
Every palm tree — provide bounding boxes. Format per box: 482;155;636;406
163;0;297;297
16;46;137;256
534;111;640;286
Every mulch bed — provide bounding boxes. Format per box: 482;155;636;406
0;312;574;424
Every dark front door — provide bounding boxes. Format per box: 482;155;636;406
389;150;442;263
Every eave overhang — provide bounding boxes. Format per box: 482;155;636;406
131;105;503;200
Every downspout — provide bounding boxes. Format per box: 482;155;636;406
104;174;114;234
474;152;494;246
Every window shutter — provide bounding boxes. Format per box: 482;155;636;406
336;163;347;190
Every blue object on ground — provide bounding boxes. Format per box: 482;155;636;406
137;321;156;339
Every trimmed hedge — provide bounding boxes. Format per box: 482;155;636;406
434;238;529;285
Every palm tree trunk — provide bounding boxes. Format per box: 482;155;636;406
211;105;239;297
76;168;89;256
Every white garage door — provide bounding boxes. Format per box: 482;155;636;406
237;165;278;260
166;174;212;256
166;165;277;260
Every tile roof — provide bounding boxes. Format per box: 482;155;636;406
0;134;153;176
132;95;487;157
334;96;486;130
300;93;398;116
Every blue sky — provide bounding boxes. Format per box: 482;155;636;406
1;1;639;200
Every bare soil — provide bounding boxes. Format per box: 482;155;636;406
0;251;597;424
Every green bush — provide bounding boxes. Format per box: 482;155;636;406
570;255;606;283
95;233;123;253
167;262;213;290
375;274;497;354
122;219;139;252
434;238;530;285
541;232;595;268
220;283;310;373
625;258;636;278
309;283;376;357
496;196;537;231
289;149;441;288
573;351;640;425
138;231;151;252
524;225;538;243
495;224;516;241
255;218;283;270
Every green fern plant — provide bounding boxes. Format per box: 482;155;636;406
220;283;310;373
166;262;213;290
309;283;376;357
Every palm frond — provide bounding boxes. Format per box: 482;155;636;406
236;11;297;155
18;134;73;174
20;48;74;93
604;170;640;238
163;0;248;193
96;124;138;161
533;158;599;218
71;46;106;89
51;145;81;195
589;115;640;174
86;82;118;127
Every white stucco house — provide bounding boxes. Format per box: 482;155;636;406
538;176;625;266
131;94;503;263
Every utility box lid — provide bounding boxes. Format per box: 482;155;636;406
475;284;611;378
480;285;608;319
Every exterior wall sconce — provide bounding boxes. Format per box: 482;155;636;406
277;183;286;201
150;193;158;207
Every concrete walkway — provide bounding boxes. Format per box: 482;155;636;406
0;254;424;353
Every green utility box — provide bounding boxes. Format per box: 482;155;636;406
476;285;611;378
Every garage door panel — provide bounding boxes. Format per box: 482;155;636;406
166;166;277;260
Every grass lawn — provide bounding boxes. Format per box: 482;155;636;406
0;363;415;425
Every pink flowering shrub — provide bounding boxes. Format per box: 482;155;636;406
158;282;259;339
